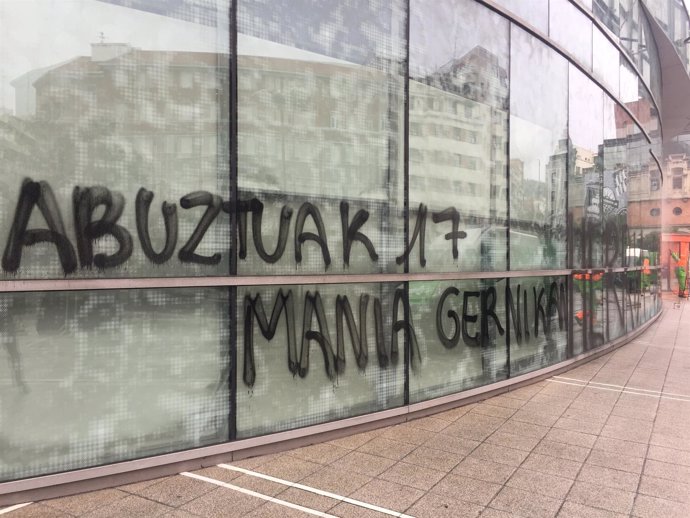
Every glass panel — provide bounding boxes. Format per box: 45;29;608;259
602;95;632;268
626;268;642;333
592;29;620;98
639;12;662;103
493;0;549;33
236;282;404;437
619;0;641;62
644;0;690;76
0;288;229;481
508;276;568;376
408;278;507;402
550;0;593;71
409;0;508;273
572;271;606;355
569;66;604;270
0;1;231;279
593;0;620;35
640;258;661;323
605;272;627;340
626;131;652;259
509;28;568;270
236;0;406;276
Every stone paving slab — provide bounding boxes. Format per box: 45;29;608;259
3;296;690;517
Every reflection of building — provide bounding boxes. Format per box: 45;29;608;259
12;43;228;190
568;146;598;222
0;0;683;500
237;54;398;201
409;46;508;219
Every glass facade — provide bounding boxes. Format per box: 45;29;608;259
0;0;673;484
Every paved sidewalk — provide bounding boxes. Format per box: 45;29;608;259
3;296;690;518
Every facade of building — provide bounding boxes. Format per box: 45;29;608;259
0;0;687;502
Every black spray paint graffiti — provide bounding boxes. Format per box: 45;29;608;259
242;287;421;387
2;179;476;273
242;279;567;386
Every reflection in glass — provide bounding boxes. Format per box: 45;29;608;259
569;67;604;270
0;1;231;279
606;272;627;340
509;29;568;270
644;0;690;76
619;0;641;62
571;271;606;355
593;0;620;35
236;0;406;275
601;94;652;268
408;278;507;402
0;288;230;481
550;0;593;70
592;29;620;98
492;0;549;33
409;0;508;272
508;276;568;376
235;283;404;437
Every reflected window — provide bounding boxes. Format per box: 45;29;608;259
673;168;684;189
236;0;406;275
409;0;508;273
0;0;231;279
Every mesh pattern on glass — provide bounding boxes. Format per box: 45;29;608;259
0;288;230;481
236;283;404;437
0;1;231;279
235;0;406;275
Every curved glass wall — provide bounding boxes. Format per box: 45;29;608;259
0;0;665;484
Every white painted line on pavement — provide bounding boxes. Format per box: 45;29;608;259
218;463;415;518
0;503;32;515
180;472;336;517
547;379;690;402
555;376;690;398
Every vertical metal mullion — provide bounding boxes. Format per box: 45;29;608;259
228;0;239;442
565;63;574;358
505;24;512;378
402;0;411;407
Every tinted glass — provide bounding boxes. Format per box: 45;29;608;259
593;0;620;35
0;287;229;481
508;276;568;375
409;278;508;402
409;0;508;272
493;0;549;33
550;0;593;71
509;28;568;270
0;1;231;279
592;29;620;98
236;0;406;276
569;66;604;270
236;282;405;437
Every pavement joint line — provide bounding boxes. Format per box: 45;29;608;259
0;503;31;515
546;379;690;402
180;472;337;518
554;375;690;398
217;463;415;518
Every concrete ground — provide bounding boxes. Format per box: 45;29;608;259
2;295;690;518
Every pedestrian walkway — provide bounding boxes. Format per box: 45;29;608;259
3;295;690;518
